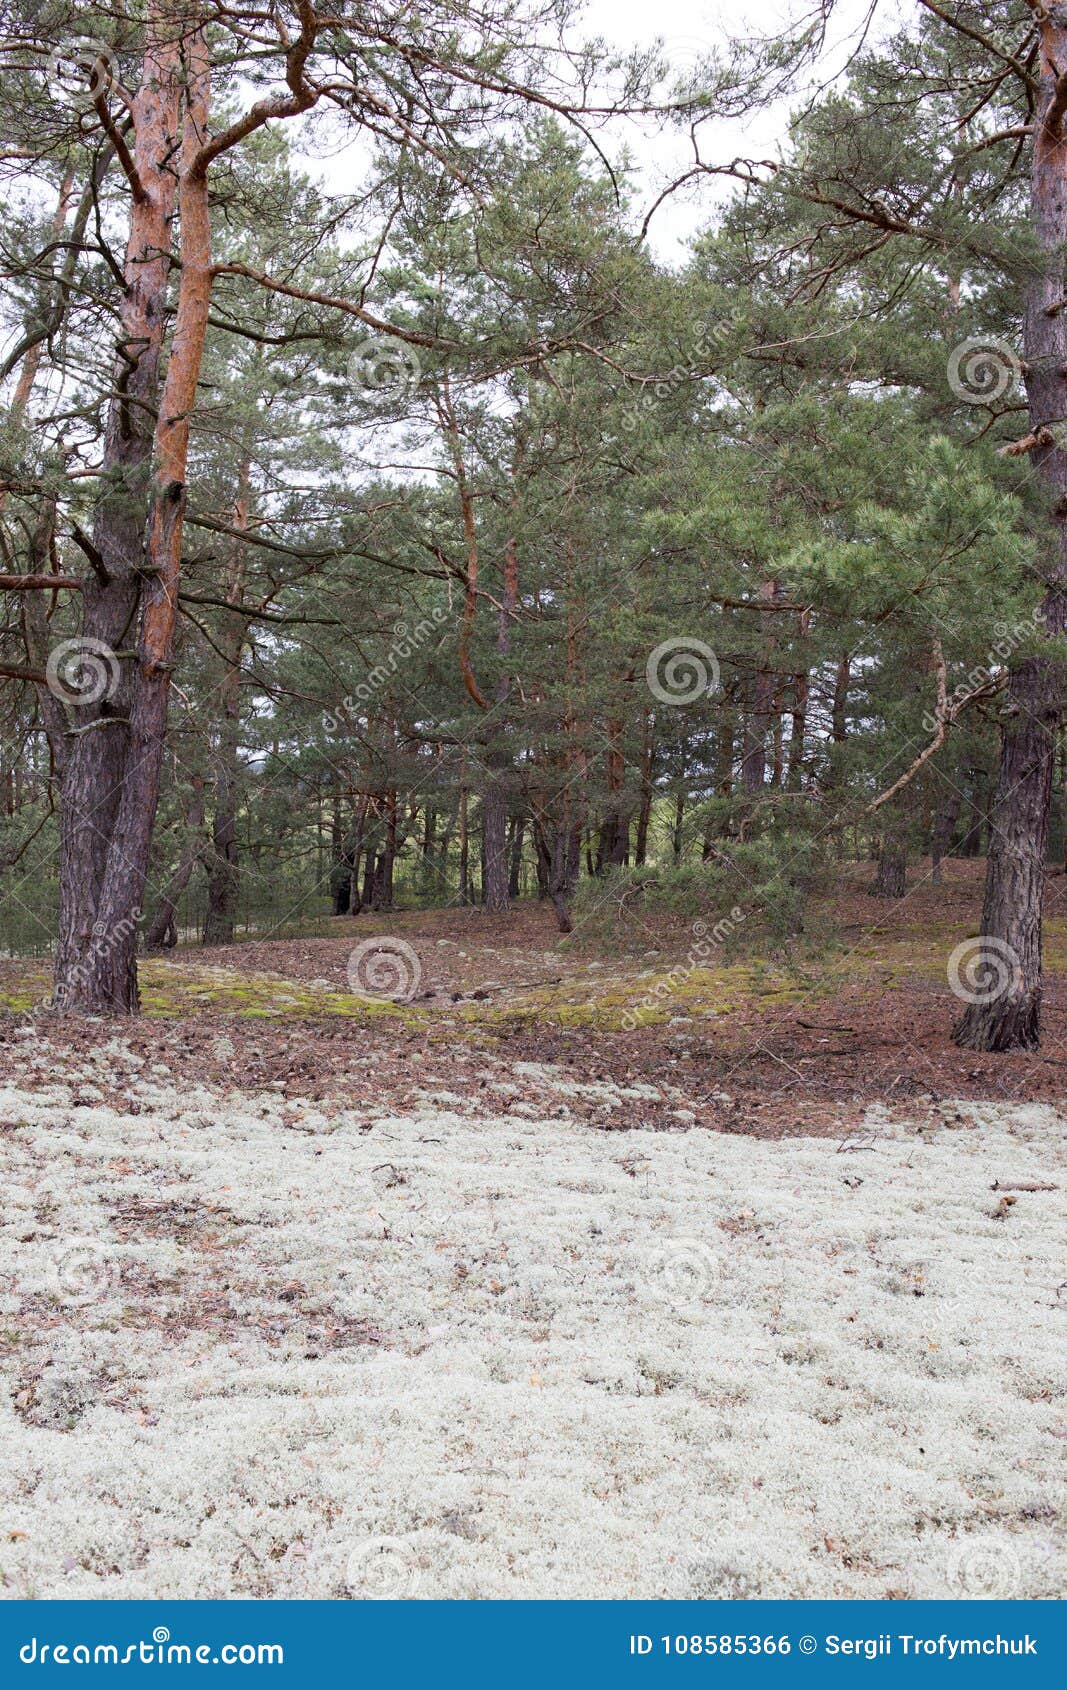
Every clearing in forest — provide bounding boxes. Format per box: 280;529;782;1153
1;870;1064;1599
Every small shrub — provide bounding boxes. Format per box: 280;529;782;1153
572;833;830;953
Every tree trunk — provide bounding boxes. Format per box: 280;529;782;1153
953;663;1055;1049
60;23;213;1013
872;834;907;899
482;788;509;910
347;794;370;916
53;19;182;1008
378;789;398;909
825;651;850;791
702;715;736;858
542;823;573;932
671;785;685;862
954;16;1067;1050
144;777;205;950
959;781;988;856
634;713;654;866
458;779;471;906
331;792;349;916
566;819;582;894
483;535;518;913
635;794;653;866
930;788;962;885
771;690;784;786
741;580;778;796
203;454;250;945
507;815;524;898
361;847;377;913
535;831;549;900
788;611;810;789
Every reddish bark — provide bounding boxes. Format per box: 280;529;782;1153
65;21;212;1011
55;5;318;1012
53;14;182;1008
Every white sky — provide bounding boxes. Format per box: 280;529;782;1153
580;0;904;262
299;1;906;270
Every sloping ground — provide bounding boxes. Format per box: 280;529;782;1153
6;872;1067;1135
6;864;1067;1135
0;1050;1063;1600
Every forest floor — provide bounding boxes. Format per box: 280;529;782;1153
0;859;1064;1598
4;859;1067;1137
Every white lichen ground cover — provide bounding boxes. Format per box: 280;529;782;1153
0;1038;1064;1600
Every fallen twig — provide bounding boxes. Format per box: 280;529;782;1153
990;1179;1058;1193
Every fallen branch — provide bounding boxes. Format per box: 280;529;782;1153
990;1178;1059;1192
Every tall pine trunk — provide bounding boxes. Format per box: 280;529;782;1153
62;23;213;1012
53;16;182;1008
787;609;810;790
872;832;907;899
144;777;205;950
483;536;517;912
508;814;524;897
741;580;778;796
203;465;249;946
954;17;1067;1050
930;788;962;885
